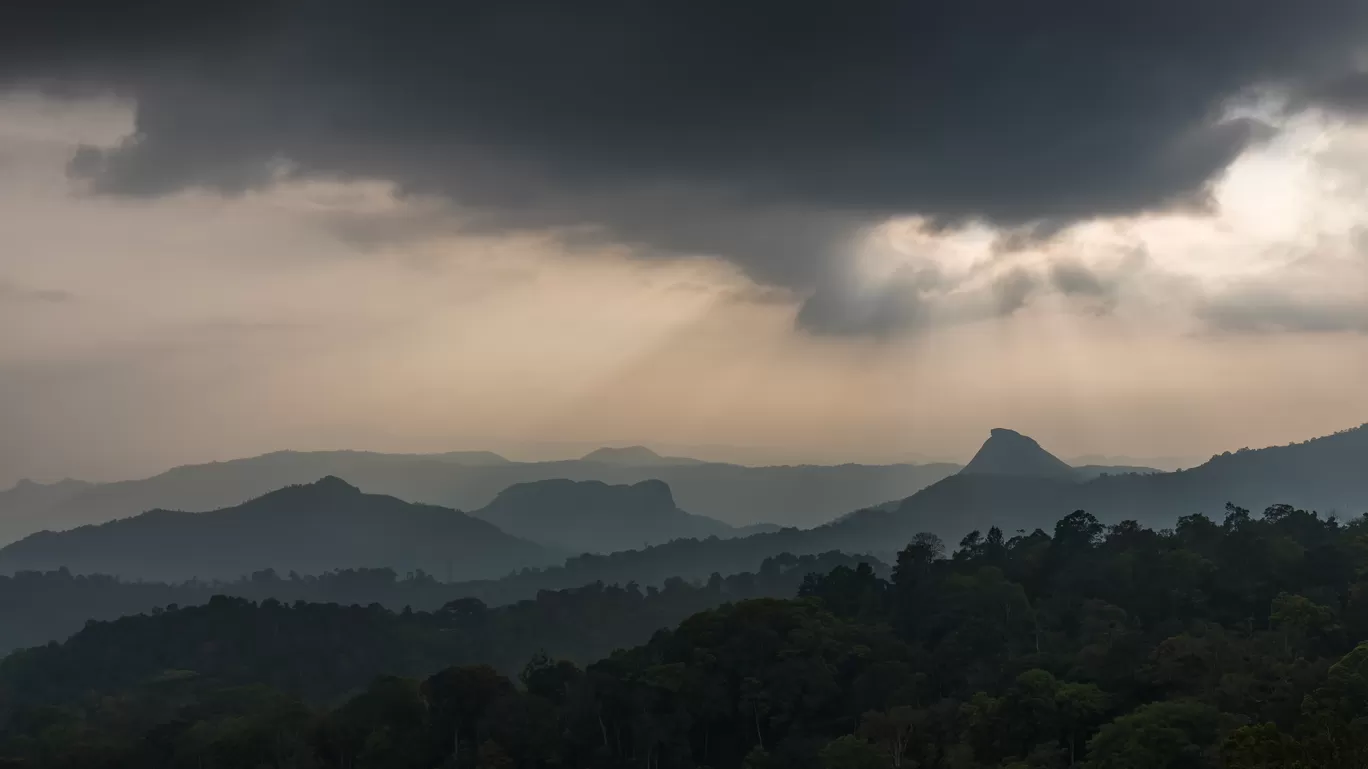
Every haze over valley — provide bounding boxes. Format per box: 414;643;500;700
4;423;1365;589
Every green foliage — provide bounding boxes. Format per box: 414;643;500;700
1295;642;1368;767
1083;701;1229;769
1220;723;1301;769
3;504;1368;769
820;735;886;769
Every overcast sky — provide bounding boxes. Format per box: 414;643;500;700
3;2;1368;484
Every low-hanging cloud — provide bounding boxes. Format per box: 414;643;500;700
1198;290;1368;335
5;0;1368;335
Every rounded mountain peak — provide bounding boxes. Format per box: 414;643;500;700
311;475;360;491
581;445;664;464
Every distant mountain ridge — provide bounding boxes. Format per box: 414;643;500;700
473;478;736;553
809;423;1368;553
0;450;962;544
447;423;1368;603
0;477;556;582
1068;453;1194;472
0;478;92;520
4;424;1365;610
1071;464;1162;480
6;422;1363;586
578;446;705;466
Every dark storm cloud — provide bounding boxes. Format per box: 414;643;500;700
4;0;1368;335
1050;262;1109;298
796;264;941;339
796;263;1041;339
993;269;1037;316
1296;72;1368;114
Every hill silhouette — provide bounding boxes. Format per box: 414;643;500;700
959;427;1076;480
0;451;961;543
578;446;704;466
0;478;94;542
1071;464;1161;480
956;428;1147;482
3;425;1364;655
811;423;1368;552
0;451;510;545
0;477;556;582
433;423;1368;603
7;423;1362;590
0;479;91;524
472;479;734;553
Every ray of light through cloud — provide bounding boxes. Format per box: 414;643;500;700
2;76;1368;483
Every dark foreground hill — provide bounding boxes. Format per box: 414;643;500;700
472;478;738;553
0;477;557;582
2;505;1365;769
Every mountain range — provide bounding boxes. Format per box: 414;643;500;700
0;477;558;582
2;424;1364;591
0;447;960;544
0;474;789;581
806;423;1368;554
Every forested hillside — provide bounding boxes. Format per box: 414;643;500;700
0;551;873;666
2;503;1366;768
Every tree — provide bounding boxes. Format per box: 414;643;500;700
859;706;921;769
1270;593;1338;659
1055;682;1106;767
327;676;433;769
1054;511;1104;552
1220;723;1300;769
820;735;887;769
421;666;514;768
8;506;1368;769
1084;701;1229;769
520;652;582;705
740;676;771;750
475;739;513;769
1297;642;1368;768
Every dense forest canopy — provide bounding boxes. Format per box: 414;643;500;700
2;503;1366;768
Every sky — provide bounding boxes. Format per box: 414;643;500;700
2;2;1368;485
